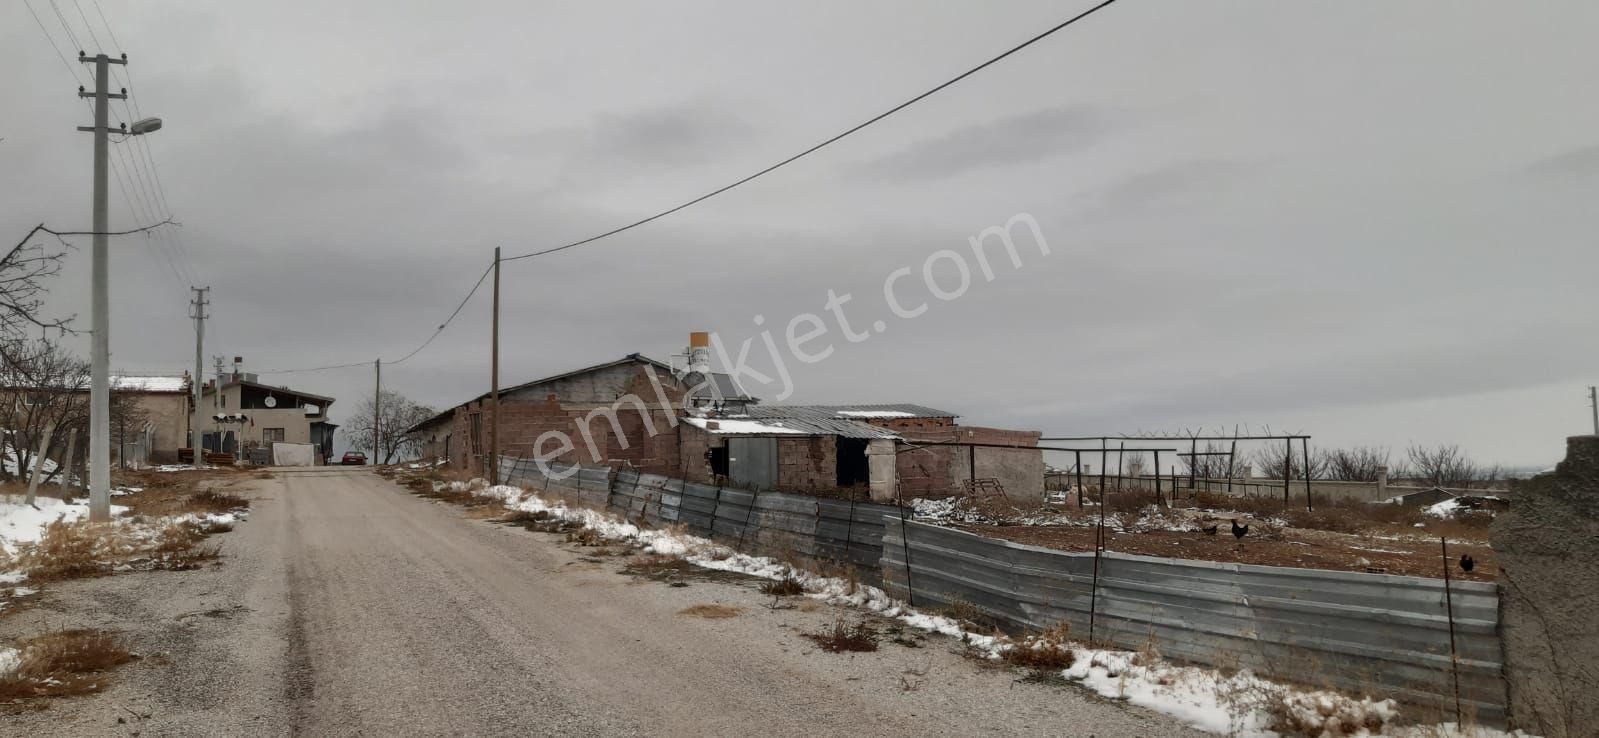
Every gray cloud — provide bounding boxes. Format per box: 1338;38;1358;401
855;106;1104;181
1526;144;1599;179
2;0;1594;468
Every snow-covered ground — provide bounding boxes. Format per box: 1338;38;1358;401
448;478;1525;738
0;493;239;613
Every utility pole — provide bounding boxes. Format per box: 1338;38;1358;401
1590;386;1597;435
190;287;209;468
77;53;127;522
373;359;381;465
490;247;500;484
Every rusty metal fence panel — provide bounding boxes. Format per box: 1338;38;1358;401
880;517;1506;724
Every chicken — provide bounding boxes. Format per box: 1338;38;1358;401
1201;524;1219;536
1460;554;1475;573
1231;518;1249;540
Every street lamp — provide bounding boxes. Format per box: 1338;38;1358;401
128;117;162;135
78;53;163;521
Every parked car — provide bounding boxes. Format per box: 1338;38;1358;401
340;451;368;466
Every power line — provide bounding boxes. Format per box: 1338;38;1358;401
502;0;1121;263
83;4;202;286
253;259;495;374
25;0;192;290
389;261;494;365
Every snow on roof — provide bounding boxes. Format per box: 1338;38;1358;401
684;417;808;435
111;375;188;392
836;410;915;418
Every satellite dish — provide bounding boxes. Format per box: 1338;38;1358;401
264;395;277;408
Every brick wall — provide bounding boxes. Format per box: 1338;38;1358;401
449;365;694;479
775;436;837;491
893;425;1044;499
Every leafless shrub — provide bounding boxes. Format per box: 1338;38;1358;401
759;574;805;597
186;490;249;513
1002;622;1076;670
805;618;878;653
0;629;133;699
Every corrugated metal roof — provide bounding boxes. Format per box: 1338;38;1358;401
726;406;901;438
690;404;901;437
759;403;958;420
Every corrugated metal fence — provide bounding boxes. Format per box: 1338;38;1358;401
494;456;1506;723
881;518;1506;724
498;457;898;586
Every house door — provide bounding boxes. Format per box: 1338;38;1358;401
727;437;778;491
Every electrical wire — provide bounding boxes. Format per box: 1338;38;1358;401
80;0;203;286
23;0;187;288
502;0;1120;263
253;259;495;374
387;261;495;366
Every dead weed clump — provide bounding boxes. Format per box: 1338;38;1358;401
1002;622;1076;670
16;518;222;581
0;629;134;700
621;554;695;581
14;521;125;581
758;574;805;597
678;604;743;619
185;490;250;514
805;618;878;653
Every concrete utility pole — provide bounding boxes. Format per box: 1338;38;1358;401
190;287;209;468
373;359;381;464
78;53;127;522
490;247;500;484
1590;386;1597;435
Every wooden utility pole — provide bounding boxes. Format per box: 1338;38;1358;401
373;359;381;464
490;247;501;484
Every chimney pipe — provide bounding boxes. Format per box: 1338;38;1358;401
688;332;711;375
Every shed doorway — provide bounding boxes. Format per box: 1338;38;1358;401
836;437;870;487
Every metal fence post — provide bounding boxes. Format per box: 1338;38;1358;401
897;506;915;607
1441;536;1463;725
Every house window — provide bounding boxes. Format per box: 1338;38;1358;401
263;428;285;444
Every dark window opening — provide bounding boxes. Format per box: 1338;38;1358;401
836;437;870;487
707;446;729;477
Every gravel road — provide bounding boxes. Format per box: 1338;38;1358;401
3;468;1203;737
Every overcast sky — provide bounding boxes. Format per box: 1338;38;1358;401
3;1;1595;468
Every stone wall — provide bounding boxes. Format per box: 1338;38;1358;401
1491;435;1599;737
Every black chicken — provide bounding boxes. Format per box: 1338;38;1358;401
1201;524;1219;536
1231;519;1249;540
1460;554;1475;573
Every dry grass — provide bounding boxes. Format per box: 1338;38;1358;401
805;618;878;653
13;518;222;582
621;554;695;580
758;574;805;597
0;629;133;699
678;604;742;619
1002;622;1076;670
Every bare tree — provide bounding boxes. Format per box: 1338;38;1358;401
1405;443;1483;488
0;227;76;373
0;342;152;480
1323;446;1392;482
0;342;88;481
342;390;436;464
1249;442;1327;481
